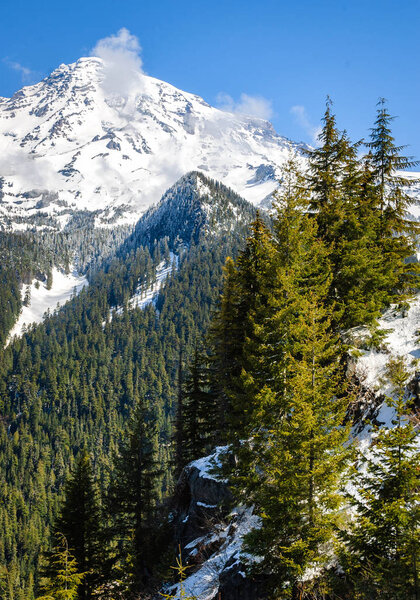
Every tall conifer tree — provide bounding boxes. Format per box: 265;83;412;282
106;400;161;595
178;345;218;465
36;534;84;600
225;159;351;596
366;99;419;304
54;451;103;600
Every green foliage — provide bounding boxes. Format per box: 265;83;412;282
0;104;417;599
0;224;131;347
105;400;162;593
36;534;84;600
306;98;419;329
0;177;256;597
54;451;104;599
341;356;420;599
160;547;196;600
209;159;352;595
176;345;218;468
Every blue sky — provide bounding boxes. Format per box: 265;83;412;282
1;0;419;160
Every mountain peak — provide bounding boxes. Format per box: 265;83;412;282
0;58;299;232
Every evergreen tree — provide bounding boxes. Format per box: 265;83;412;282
306;98;419;328
207;256;242;437
106;400;162;595
305;99;373;327
342;356;420;600
173;347;186;479
305;97;352;244
367;98;419;230
54;450;103;600
229;159;351;596
209;214;275;441
182;345;218;463
36;534;84;600
161;548;197;600
366;98;419;304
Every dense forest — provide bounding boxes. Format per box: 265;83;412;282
0;173;257;599
174;100;420;600
0;103;419;600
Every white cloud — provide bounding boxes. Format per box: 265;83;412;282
90;28;145;97
3;59;35;83
0;147;59;189
216;92;273;120
290;105;321;144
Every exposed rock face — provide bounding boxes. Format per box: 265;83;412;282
172;460;231;549
169;449;267;600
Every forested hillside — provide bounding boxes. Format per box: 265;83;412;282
0;173;256;598
0;223;131;346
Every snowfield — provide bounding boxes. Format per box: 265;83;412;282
0;57;302;231
6;268;88;345
128;254;178;311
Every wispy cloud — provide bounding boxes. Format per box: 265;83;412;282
0;147;60;188
3;58;35;83
216;92;273;121
91;28;145;96
290;105;321;144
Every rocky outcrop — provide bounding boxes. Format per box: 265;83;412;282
169;448;266;600
171;452;231;549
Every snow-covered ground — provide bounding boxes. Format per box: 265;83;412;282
167;447;261;600
129;254;178;310
174;506;260;600
355;293;420;396
6;268;88;345
189;445;229;483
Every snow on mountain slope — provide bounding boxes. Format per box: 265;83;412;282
0;57;301;231
129;253;178;310
131;170;257;247
109;252;178;320
6;268;88;344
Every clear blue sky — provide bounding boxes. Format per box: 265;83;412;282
1;0;419;160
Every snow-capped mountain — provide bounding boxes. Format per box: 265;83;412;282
0;57;301;231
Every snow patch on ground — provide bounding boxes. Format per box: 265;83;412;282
170;506;261;600
189;446;229;483
108;253;177;321
6;268;88;344
129;253;178;310
355;293;420;397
